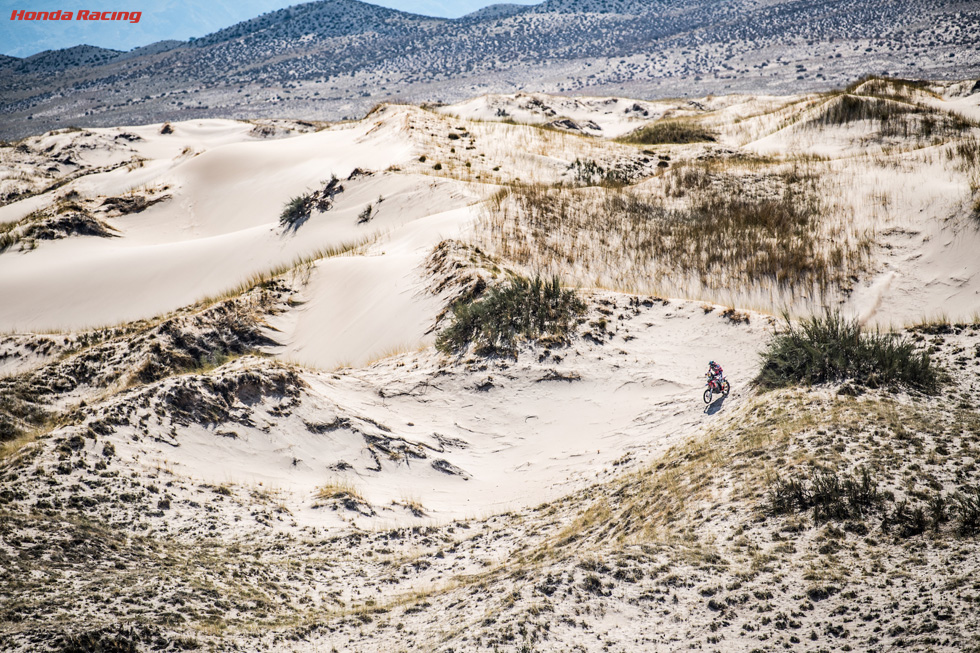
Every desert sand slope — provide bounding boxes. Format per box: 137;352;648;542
0;109;476;333
265;203;480;370
4;85;980;335
436;83;980;326
2;84;980;652
1;319;978;652
79;297;771;526
439;91;803;141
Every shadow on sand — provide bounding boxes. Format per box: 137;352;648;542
703;393;728;415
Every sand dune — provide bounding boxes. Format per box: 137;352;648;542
0;111;479;331
2;85;980;651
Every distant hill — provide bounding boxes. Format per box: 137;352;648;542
530;0;668;13
1;0;977;139
15;45;123;74
461;3;531;21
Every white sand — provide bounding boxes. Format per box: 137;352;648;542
106;297;770;529
0;110;478;332
3;89;980;523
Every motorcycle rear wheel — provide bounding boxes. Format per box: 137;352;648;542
722;380;731;395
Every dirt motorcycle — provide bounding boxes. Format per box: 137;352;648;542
703;373;730;404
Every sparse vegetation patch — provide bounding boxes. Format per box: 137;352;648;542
0;208;118;253
566;158;630;187
810;91;974;139
279;194;315;228
770;467;980;538
479;169;870;300
769;467;883;522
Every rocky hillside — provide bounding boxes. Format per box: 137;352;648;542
1;0;978;139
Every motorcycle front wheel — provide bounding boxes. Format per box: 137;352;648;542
703;388;713;404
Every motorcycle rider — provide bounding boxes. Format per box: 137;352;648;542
707;360;723;391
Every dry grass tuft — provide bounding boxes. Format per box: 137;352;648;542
805;78;976;141
476;166;871;302
316;481;364;502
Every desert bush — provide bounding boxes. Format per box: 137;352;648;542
769;467;882;522
278;178;343;229
581;574;607;596
619;120;717;145
566;158;631;187
279;193;314;228
956;487;980;536
929;493;949;530
884;500;929;538
358;203;374;223
436;274;584;356
768;475;810;515
755;312;939;392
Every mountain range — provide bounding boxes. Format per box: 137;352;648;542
1;0;978;139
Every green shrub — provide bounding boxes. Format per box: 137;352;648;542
956;487;980;536
567;159;630;187
0;414;22;443
755;312;939;392
884;500;929;537
770;467;882;523
436;275;584;356
357;203;374;224
279;194;313;228
618;121;717;145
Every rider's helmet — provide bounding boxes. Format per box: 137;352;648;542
709;360;715;367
